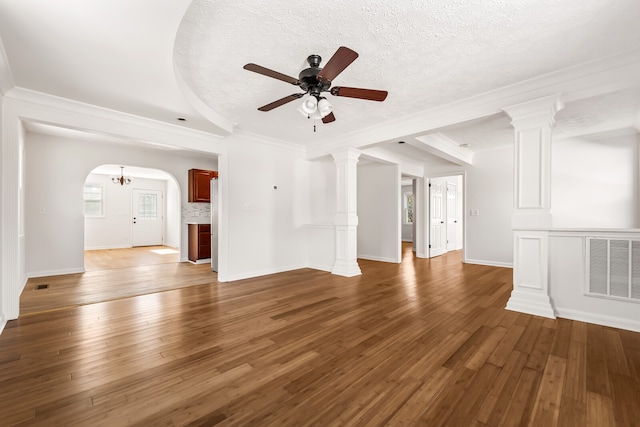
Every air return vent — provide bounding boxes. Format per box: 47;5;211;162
587;238;640;302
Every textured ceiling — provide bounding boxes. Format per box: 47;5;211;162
0;0;640;164
174;0;640;144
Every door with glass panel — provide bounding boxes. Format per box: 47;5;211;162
132;189;163;246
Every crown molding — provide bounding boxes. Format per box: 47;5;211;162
229;129;306;153
307;49;640;160
5;87;226;154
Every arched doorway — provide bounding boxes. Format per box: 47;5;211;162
83;164;181;271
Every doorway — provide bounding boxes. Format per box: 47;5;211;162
132;188;164;246
428;174;464;258
83;164;181;271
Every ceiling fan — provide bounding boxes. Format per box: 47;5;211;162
243;46;388;125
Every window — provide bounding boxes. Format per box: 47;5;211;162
84;183;104;217
404;192;414;224
137;193;158;220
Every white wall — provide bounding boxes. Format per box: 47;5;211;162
24;132;217;277
224;134;309;280
549;233;640;332
165;178;180;248
357;162;401;263
551;133;639;228
401;184;414;242
84;173;170;250
306;157;337;271
464;146;514;266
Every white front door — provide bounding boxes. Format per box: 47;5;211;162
446;182;457;252
429;178;446;257
132;189;163;247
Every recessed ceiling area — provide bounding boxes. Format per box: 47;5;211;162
1;1;640;168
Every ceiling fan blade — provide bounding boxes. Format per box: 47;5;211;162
330;86;388;102
322;112;336;124
257;93;304;111
317;46;358;83
243;63;300;85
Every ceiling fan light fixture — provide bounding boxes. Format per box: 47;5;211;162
300;95;318;115
317;97;332;118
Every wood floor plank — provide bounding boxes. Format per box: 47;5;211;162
0;243;637;425
529;354;567;426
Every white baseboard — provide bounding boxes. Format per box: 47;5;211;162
27;267;85;278
187;258;211;265
555;307;640;333
0;318;6;335
464;258;514;268
223;263;307;282
84;244;130;251
306;263;333;272
357;254;400;263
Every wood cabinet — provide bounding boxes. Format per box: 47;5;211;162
188;224;211;262
188;169;218;203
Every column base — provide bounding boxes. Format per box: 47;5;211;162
506;288;556;319
331;259;362;277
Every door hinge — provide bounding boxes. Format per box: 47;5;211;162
429;183;431;187
429;244;431;248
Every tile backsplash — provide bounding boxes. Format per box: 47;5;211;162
182;203;211;222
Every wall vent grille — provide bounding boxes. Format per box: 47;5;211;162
587;237;640;303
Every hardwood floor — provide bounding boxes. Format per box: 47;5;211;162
22;247;208;315
2;244;639;426
84;246;180;272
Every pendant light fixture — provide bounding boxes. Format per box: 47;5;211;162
112;166;132;186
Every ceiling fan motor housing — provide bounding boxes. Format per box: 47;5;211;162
298;54;330;96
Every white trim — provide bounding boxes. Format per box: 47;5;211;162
5;87;228;155
235;129;306;153
84;244;131;251
306;262;333;272
506;288;556;319
0;319;6;335
223;263;307;282
464;258;513;268
307;49;640;160
27;267;85;279
555;307;640;333
357;254;400;263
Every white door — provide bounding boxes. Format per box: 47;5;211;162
446;182;457;252
429;178;446;257
132;189;163;246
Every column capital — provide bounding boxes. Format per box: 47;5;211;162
331;147;362;164
503;94;564;128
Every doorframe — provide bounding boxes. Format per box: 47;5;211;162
83;165;181;260
131;187;165;247
423;171;466;260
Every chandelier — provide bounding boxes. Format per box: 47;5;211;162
112;166;132;186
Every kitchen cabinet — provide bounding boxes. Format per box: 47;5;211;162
188;224;211;262
188;169;218;202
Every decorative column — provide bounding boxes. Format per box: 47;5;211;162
503;95;563;318
331;148;362;277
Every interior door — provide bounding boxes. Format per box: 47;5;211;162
446;181;457;252
132;189;163;247
430;178;446;257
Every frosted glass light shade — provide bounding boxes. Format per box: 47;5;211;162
317;97;332;118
